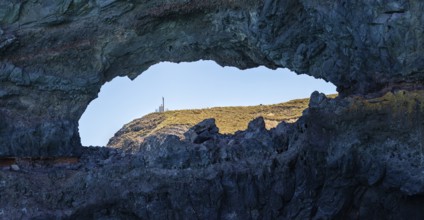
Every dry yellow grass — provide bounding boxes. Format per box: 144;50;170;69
108;94;337;147
154;98;310;134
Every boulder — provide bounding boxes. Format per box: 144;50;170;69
184;118;219;144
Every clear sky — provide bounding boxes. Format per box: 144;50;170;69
79;60;336;146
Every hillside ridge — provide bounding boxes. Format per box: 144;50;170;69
107;96;336;150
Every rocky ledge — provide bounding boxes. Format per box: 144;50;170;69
1;91;424;219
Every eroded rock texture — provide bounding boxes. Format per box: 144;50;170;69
1;1;424;219
2;91;424;219
1;0;424;155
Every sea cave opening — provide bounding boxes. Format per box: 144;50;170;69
78;60;336;147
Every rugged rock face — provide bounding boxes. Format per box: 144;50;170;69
184;118;220;144
1;0;424;155
2;91;424;219
1;1;424;219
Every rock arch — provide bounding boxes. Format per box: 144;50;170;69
0;0;423;156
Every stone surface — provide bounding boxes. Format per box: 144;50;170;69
184;118;219;144
1;91;424;219
1;1;424;219
1;0;424;155
10;164;19;171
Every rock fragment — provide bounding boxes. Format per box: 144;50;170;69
184;118;219;144
10;164;19;171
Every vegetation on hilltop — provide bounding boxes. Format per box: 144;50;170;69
108;95;337;148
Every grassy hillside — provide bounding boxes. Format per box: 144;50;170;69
108;95;337;148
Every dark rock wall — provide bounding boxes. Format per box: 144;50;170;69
2;91;424;219
1;0;424;155
1;1;424;218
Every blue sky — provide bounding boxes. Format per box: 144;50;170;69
79;60;336;146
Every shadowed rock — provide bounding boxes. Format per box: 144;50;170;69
2;91;424;219
1;0;424;155
184;118;219;144
1;1;424;218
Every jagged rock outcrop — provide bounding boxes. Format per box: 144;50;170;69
2;91;424;219
1;0;424;155
2;1;424;219
184;118;219;144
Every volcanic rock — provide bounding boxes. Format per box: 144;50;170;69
1;0;424;155
184;118;219;144
1;91;424;219
10;164;19;171
1;1;424;219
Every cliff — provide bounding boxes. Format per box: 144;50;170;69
1;0;424;219
2;91;424;219
1;0;424;155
